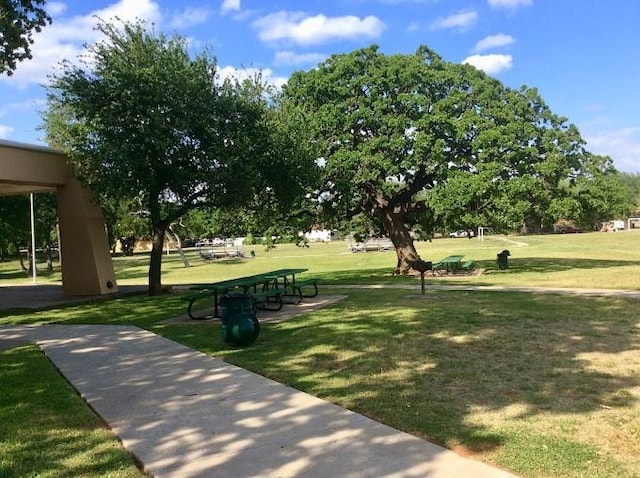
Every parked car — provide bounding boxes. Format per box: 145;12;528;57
449;230;475;238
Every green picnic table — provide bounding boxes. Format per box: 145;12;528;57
435;255;465;273
184;268;309;319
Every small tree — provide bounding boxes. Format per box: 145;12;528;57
0;0;51;75
43;20;315;294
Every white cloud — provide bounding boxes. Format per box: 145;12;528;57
90;0;161;27
253;11;385;46
0;0;161;88
584;127;640;173
216;66;288;90
472;34;514;53
462;54;513;74
430;9;478;31
274;51;328;66
488;0;533;9
221;0;241;15
0;125;15;138
46;2;67;16
169;7;214;29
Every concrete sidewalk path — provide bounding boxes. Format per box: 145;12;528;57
1;324;516;478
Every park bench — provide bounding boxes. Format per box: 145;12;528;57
181;289;217;320
198;244;245;260
251;287;285;311
291;278;319;298
460;260;475;272
348;238;393;253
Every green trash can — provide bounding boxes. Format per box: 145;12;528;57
220;293;260;346
497;249;510;270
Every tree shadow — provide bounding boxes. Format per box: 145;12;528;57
206;289;639;465
481;257;640;275
310;257;640;285
2;324;512;477
2;285;638;475
113;253;251;281
0;267;60;281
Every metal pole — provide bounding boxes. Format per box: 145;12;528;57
30;193;37;283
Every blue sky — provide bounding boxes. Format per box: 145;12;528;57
2;0;639;172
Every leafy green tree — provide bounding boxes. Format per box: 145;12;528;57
0;195;29;260
100;196;151;255
0;0;51;75
0;193;57;269
183;97;320;242
282;45;614;272
43;20;315;294
618;172;640;211
573;154;634;228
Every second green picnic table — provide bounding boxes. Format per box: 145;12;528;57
435;255;465;273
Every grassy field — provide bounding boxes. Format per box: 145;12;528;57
1;230;640;477
4;229;640;290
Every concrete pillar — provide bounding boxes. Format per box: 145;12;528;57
1;140;118;296
56;179;118;295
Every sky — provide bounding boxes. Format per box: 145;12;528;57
2;0;640;172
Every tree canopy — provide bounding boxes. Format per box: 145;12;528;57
0;0;51;76
282;45;621;272
43;20;315;294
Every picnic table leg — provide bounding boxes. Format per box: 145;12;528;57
281;274;303;304
214;290;220;318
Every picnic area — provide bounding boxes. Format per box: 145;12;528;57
1;231;640;478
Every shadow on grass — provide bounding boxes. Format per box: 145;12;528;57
0;346;143;477
313;257;640;286
0;293;183;326
161;289;639;467
482;257;640;275
2;285;638;476
0;267;61;281
112;252;252;282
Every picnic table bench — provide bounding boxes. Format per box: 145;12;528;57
460;260;475;272
291;278;319;298
434;255;464;273
197;243;244;260
433;255;475;274
182;268;317;319
182;288;218;320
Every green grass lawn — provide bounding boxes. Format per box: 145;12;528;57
1;231;640;477
0;345;143;478
4;230;640;290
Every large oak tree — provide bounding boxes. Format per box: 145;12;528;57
282;45;617;273
43;20;315;294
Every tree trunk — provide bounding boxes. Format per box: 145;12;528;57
168;224;190;268
45;243;54;271
148;224;166;296
376;208;421;275
17;251;28;271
